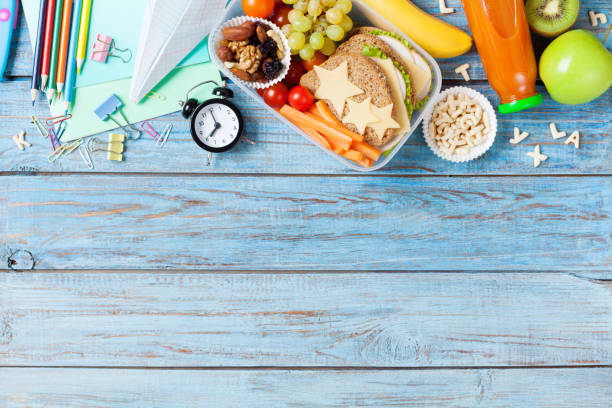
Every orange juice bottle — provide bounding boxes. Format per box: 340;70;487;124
461;0;542;114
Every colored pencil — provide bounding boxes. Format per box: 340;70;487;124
31;0;49;106
46;0;64;101
75;0;91;75
63;0;82;113
55;0;73;98
40;0;56;91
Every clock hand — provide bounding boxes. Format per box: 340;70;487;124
210;111;220;127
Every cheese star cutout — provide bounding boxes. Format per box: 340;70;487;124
370;104;400;139
314;61;364;114
343;97;380;135
527;145;548;167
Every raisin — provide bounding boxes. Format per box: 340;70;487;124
259;39;278;58
262;58;283;80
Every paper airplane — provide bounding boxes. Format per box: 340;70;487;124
129;0;226;103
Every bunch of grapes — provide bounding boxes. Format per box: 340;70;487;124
281;0;353;60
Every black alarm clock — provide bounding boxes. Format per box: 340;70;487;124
180;80;244;153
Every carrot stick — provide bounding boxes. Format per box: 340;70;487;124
293;122;331;150
352;141;381;161
315;100;344;127
308;105;323;118
342;149;364;162
304;112;364;143
280;105;354;148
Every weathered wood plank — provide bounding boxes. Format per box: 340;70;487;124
0;80;610;174
1;368;612;407
1;175;609;270
1;272;611;366
8;0;611;79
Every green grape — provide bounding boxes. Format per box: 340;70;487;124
326;24;345;41
336;0;352;14
313;21;329;33
292;15;312;32
321;0;336;7
281;24;293;38
325;7;344;25
338;15;353;32
294;0;308;12
308;0;321;17
283;0;298;4
288;9;303;23
309;32;325;50
299;45;316;60
320;37;336;56
288;31;306;50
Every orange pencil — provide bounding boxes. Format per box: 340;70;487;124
55;0;73;98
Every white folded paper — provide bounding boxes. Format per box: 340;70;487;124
129;0;226;102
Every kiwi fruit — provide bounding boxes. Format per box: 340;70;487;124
526;0;579;37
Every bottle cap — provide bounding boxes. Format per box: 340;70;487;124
498;94;543;114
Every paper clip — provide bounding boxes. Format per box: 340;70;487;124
48;127;61;150
45;114;72;126
47;138;84;163
90;34;132;64
94;94;141;139
78;145;94;169
146;90;167;101
141;121;161;142
31;115;49;138
157;124;172;147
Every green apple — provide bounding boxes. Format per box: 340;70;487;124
539;29;612;105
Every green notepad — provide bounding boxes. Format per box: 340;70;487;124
51;62;221;142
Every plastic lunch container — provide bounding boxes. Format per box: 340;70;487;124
209;0;443;171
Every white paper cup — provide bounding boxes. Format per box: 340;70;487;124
422;86;498;163
213;16;290;90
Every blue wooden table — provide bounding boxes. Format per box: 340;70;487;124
1;0;611;405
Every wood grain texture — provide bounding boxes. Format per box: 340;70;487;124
1;272;611;367
1;368;612;407
1;175;610;270
0;81;610;175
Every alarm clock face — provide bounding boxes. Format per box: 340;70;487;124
190;99;244;153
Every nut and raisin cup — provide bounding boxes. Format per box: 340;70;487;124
214;17;290;89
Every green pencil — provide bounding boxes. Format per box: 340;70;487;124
47;0;64;102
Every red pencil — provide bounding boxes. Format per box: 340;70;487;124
40;0;57;92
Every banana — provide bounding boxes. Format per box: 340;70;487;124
361;0;473;59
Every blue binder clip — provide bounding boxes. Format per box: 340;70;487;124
94;94;141;139
0;0;17;80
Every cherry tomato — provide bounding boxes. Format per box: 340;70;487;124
242;0;275;18
262;83;289;108
301;51;328;71
288;86;314;111
284;58;306;88
271;4;292;27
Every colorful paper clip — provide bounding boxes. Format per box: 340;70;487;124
48;138;83;163
45;114;72;126
31;115;49;138
141;121;161;142
145;90;167;101
94;94;141;139
90;34;132;64
87;134;125;162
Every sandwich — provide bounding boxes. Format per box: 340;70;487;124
300;26;432;147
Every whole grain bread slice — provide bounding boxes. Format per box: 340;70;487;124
299;53;397;146
336;34;416;107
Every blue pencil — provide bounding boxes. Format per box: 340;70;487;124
63;0;81;113
31;0;48;106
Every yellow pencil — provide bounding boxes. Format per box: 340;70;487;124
76;0;92;74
